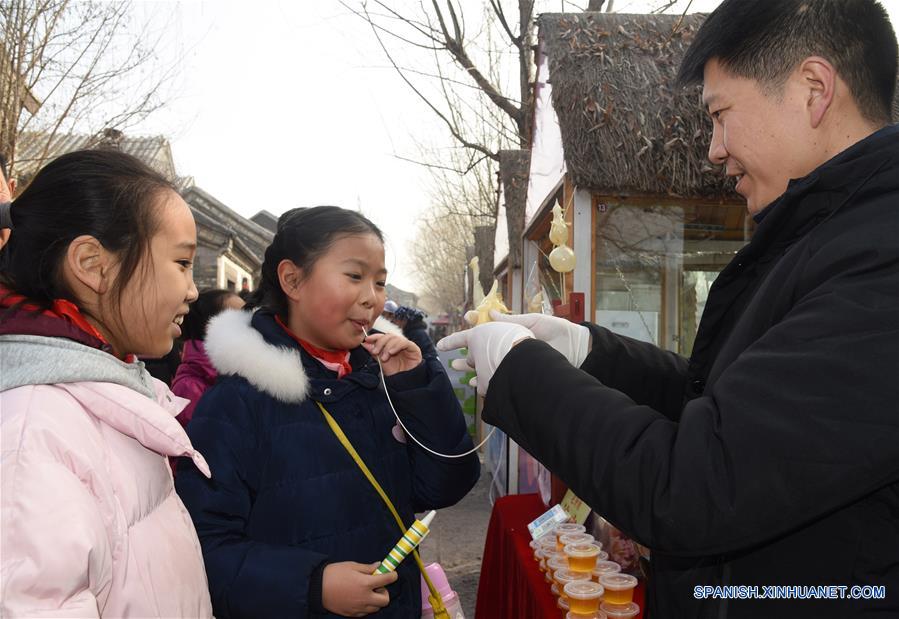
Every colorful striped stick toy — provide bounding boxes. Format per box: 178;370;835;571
374;511;436;574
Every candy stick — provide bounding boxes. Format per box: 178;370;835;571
374;511;436;574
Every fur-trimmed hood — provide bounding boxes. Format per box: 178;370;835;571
205;309;310;404
205;311;404;405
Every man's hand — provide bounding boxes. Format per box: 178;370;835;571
488;310;591;367
437;322;534;395
322;562;398;617
363;333;422;376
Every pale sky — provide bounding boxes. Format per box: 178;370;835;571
132;0;899;293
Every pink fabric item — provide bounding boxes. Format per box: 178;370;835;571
1;378;213;618
171;339;217;427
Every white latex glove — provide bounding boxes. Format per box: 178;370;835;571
437;322;535;395
488;310;591;367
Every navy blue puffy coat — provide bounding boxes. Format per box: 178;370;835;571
176;309;480;618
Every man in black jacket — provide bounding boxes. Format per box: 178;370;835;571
439;1;899;617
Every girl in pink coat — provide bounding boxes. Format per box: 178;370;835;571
0;150;213;618
171;288;244;427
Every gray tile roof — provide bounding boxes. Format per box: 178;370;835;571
13;131;176;180
250;210;279;233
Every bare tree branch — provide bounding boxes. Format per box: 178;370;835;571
358;1;499;160
345;0;539;305
1;0;178;173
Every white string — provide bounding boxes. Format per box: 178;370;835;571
366;328;496;459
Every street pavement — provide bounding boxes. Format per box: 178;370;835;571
419;462;491;618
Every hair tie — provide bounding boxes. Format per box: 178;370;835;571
0;201;12;230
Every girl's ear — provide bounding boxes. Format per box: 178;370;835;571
277;259;304;302
65;235;114;294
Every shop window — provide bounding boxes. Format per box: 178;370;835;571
595;200;749;356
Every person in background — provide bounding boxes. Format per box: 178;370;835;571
394;305;438;361
175;206;479;618
381;298;399;322
238;277;252;302
0;149;212;617
0;153;18;250
438;1;899;617
172;288;245;427
143;341;183;385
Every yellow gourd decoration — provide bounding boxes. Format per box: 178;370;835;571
549;203;569;245
473;280;510;325
548;201;576;273
527;290;544;314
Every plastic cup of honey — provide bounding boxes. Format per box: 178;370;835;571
555;567;592;607
600;601;640;618
598;573;639;605
548;555;569;580
535;548;550;572
538;536;558;559
529;539;542;560
559;532;596;550
564;542;602;573
564;580;606;615
567;612;607;619
538;535;558;553
591;560;622;582
554;523;587;536
553;523;587;550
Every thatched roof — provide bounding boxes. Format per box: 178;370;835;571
539;12;735;200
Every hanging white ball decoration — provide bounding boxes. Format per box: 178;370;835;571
549;244;576;273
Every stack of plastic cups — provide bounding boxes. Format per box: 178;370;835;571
546;553;568;584
564;542;603;574
529;538;542;561
564;581;606;617
539;534;558;549
531;533;555;559
547;555;569;596
535;548;550;574
591;560;621;583
559;532;596;550
554;568;592;612
598;572;640;619
544;550;565;583
553;523;587;552
600;601;640;619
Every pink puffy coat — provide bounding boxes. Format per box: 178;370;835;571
1;333;214;618
171;339;217;428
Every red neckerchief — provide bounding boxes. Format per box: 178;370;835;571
275;315;353;378
0;286;135;362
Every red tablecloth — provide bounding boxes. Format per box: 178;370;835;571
476;493;645;619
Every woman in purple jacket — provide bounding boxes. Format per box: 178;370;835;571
172;288;244;427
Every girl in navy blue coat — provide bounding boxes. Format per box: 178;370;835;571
175;206;480;618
